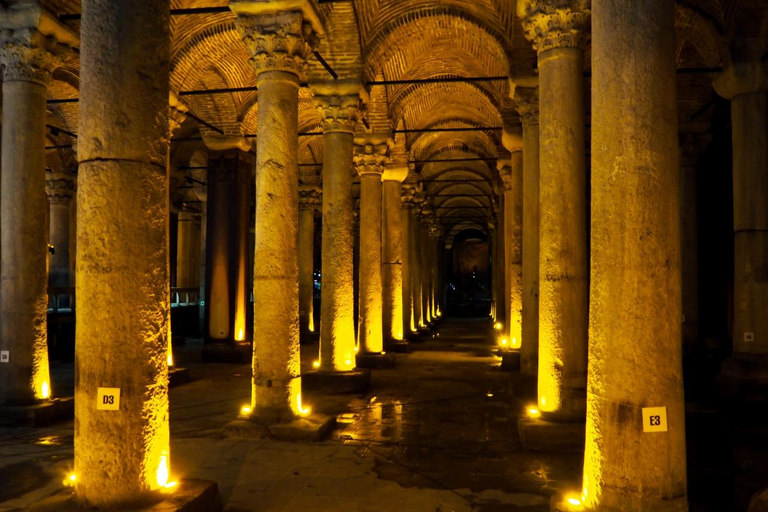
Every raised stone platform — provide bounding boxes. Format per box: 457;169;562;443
0;397;74;427
169;366;191;387
355;353;397;369
384;340;411;353
200;342;251;364
302;369;371;394
518;417;585;453
27;479;222;512
224;413;336;442
500;350;521;371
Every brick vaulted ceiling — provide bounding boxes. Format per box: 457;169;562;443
39;0;767;236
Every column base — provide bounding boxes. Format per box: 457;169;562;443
27;479;222;512
223;413;336;442
0;397;74;427
500;350;521;371
384;340;412;353
302;369;371;394
718;353;768;401
518;416;585;452
169;367;191;387
200;342;251;364
356;352;397;369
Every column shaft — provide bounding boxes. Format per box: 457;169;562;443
298;206;316;337
176;211;201;289
49;199;72;287
383;180;404;341
401;203;413;333
76;0;171;505
320;131;357;370
503;155;523;348
420;223;431;324
358;173;384;353
0;61;51;405
584;0;686;509
411;215;423;329
537;45;588;419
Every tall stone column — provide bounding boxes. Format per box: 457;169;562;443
0;30;67;405
382;164;407;343
203;146;251;343
713;62;768;390
233;3;317;420
428;226;442;319
354;137;389;357
515;86;541;376
46;173;76;288
493;193;506;325
419;212;433;325
583;0;686;510
299;184;320;340
401;184;417;333
176;211;201;289
76;0;172;505
519;0;589;421
411;208;424;330
500;156;523;349
313;81;365;373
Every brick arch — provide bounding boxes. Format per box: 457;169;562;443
675;4;727;67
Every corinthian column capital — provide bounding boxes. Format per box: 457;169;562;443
0;28;70;85
299;184;322;210
514;87;539;127
354;134;391;177
233;8;317;79
517;0;590;54
311;80;366;134
45;172;76;204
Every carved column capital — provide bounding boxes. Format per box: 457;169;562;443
169;92;189;136
497;160;514;191
518;0;591;54
713;61;768;100
299;185;322;210
353;137;391;177
45;172;76;204
401;184;419;207
514;87;539;127
234;10;317;79
311;81;366;134
0;28;70;85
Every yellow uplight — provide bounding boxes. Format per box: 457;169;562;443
240;405;251;416
164;481;178;489
235;328;245;342
312;360;320;369
167;351;174;368
41;381;50;399
499;338;508;347
527;407;541;418
565;494;584;511
156;452;170;488
494;322;503;330
354;345;359;353
297;393;311;416
511;338;520;348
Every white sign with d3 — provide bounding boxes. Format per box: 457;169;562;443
642;406;668;433
97;387;121;411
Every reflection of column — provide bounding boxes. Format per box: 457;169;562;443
46;173;76;287
499;156;523;349
204;148;251;343
401;184;417;334
75;0;171;504
354;137;389;354
299;184;320;339
0;29;67;405
313;81;364;372
234;5;317;421
713;62;768;379
520;0;589;421
382;165;407;342
515;87;540;376
584;1;686;510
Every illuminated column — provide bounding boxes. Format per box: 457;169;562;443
411;209;424;330
499;155;523;349
382;164;407;342
583;0;686;510
354;137;389;355
234;4;317;420
299;184;320;340
0;29;69;405
419;211;433;325
176;211;201;289
313;81;364;371
713;62;768;386
520;0;589;420
401;184;417;334
493;194;506;325
203;146;251;343
428;226;441;319
46;173;76;288
515;86;541;376
76;0;172;505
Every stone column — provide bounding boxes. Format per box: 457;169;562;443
233;4;317;421
411;208;424;330
299;184;320;340
519;0;589;421
493;194;506;325
312;81;364;372
419;212;433;325
76;0;172;505
428;226;442;320
583;0;686;510
354;137;389;356
176;211;201;289
401;184;417;334
515;86;541;376
500;155;523;349
382;165;408;343
203;146;251;343
0;30;67;405
713;62;768;387
46;173;76;288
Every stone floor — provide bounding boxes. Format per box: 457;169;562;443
0;317;766;511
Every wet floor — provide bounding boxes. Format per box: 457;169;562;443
0;317;765;511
